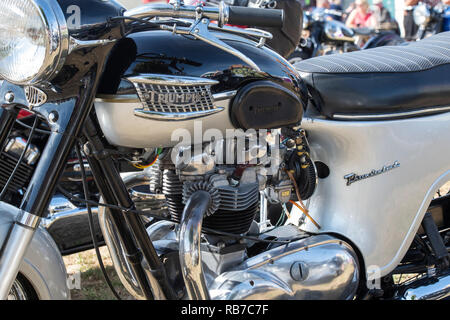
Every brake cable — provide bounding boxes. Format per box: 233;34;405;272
74;143;121;300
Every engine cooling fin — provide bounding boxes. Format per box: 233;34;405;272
161;170;259;235
162;169;184;221
183;181;220;217
0;152;33;193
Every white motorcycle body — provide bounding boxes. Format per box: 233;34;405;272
295;111;450;278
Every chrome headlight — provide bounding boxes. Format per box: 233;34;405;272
0;0;68;85
413;3;431;26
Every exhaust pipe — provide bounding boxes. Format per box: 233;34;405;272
179;191;211;300
97;171;167;300
396;272;450;300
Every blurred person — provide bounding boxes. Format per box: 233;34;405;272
346;0;377;28
372;0;392;24
313;0;343;20
329;0;344;21
403;0;419;40
316;0;330;8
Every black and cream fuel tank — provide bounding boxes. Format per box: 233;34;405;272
95;27;306;148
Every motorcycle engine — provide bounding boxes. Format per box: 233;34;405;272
148;128;316;238
139;130;359;300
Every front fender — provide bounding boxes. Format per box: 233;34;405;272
0;201;69;300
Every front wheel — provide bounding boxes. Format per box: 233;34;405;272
7;274;38;300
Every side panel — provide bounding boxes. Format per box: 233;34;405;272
297;112;450;278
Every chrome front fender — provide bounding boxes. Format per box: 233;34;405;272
0;201;69;300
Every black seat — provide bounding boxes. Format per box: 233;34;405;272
295;32;450;120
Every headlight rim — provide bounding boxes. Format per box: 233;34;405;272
0;0;69;85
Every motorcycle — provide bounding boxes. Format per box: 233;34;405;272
413;2;450;40
288;9;404;64
0;0;449;301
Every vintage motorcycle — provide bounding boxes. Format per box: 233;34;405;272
288;9;404;64
0;0;449;300
413;2;450;40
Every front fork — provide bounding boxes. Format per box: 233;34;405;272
0;77;175;299
0;75;100;298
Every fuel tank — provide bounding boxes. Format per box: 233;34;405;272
56;0;125;33
95;29;306;148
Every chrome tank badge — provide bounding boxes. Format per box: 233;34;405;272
344;161;400;186
127;74;224;121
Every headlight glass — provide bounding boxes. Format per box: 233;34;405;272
0;0;47;84
0;0;68;85
413;4;430;26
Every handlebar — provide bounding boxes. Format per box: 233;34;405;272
228;6;284;27
124;2;284;28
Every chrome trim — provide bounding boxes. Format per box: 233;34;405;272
212;90;237;101
209;235;360;300
4;92;14;104
257;191;272;233
68;37;116;54
187;18;261;71
210;25;273;48
127;74;219;86
16;210;41;229
208;25;273;40
24;86;48;108
129;73;225;121
344;161;400;186
333;106;450;120
98;173;167;300
0;222;37;299
179;191;211;300
4;137;41;165
95;94;140;103
218;1;229;27
134;107;224;121
396;272;450;300
125;3;222;21
42;202;99;230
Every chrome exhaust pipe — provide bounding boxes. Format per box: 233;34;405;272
396;272;450;300
98;203;147;300
179;191;211;300
98;171;167;300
